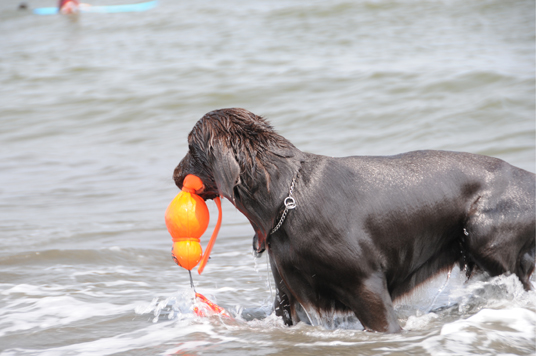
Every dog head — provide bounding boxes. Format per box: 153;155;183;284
173;108;302;253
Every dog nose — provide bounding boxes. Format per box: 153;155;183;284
173;166;184;189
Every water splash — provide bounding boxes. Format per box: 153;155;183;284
419;308;536;355
402;270;536;332
300;307;364;330
250;251;275;315
134;289;197;323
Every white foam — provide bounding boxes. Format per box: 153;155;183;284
1;284;66;297
0;295;132;337
441;308;536;336
103;280;150;287
4;320;234;356
295;340;362;347
295;306;364;330
462;274;535;308
419;308;536;355
404;312;439;331
216;287;238;292
71;266;138;277
135;290;199;323
396;268;536;323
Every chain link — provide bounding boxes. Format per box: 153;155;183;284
270;173;298;234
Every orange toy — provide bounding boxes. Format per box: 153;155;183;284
165;174;222;273
193;293;231;318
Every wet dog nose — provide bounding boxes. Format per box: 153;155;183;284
173;166;184;189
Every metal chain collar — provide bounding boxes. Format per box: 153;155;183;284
270;173;298;235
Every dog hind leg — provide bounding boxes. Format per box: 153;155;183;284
465;213;535;291
517;242;535;289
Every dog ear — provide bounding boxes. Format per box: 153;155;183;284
210;144;240;201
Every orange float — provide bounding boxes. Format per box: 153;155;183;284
165;174;229;317
193;293;231;318
164;174;222;273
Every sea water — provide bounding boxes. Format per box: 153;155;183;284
0;0;534;354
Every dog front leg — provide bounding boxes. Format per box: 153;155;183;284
268;255;295;325
342;271;402;333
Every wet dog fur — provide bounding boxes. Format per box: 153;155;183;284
173;108;535;332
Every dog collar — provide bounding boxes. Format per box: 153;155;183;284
270;172;299;234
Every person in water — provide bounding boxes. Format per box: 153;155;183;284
58;0;80;14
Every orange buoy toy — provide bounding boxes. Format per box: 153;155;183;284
193;293;231;318
164;174;222;273
165;175;230;319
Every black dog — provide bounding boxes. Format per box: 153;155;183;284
173;108;535;332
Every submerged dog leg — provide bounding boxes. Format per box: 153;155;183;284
269;254;296;325
342;272;401;333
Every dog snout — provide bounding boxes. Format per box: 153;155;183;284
173;163;186;189
174;151;198;189
173;150;219;200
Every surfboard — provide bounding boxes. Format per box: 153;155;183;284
33;0;157;15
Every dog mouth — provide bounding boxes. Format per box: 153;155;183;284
173;169;220;201
252;233;265;257
197;191;220;201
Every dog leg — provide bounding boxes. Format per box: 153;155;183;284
517;247;535;289
340;271;401;333
465;215;535;291
269;255;295;325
